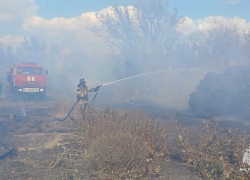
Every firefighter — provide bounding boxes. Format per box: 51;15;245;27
76;78;101;110
6;69;13;90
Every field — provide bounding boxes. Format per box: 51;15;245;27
0;94;250;179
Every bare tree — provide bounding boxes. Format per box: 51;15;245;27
0;43;16;70
91;0;184;75
190;18;248;71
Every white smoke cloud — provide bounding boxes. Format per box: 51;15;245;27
22;11;102;46
23;16;79;31
21;6;136;42
0;35;25;48
0;14;15;21
176;16;250;35
1;2;250;50
177;17;197;35
227;0;242;4
196;16;250;33
0;0;38;21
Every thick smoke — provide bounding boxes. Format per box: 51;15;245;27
89;0;250;110
1;0;250;112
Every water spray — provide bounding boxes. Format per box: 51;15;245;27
55;70;167;122
19;102;26;117
102;70;166;87
21;107;26;117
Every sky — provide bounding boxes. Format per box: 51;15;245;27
0;0;249;49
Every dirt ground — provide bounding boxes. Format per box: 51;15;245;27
0;95;250;180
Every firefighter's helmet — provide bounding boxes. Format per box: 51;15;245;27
79;78;87;85
80;78;87;83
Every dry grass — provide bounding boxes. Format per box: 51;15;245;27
70;106;169;179
48;105;250;180
172;119;250;180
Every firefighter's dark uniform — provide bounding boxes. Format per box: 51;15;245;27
6;71;12;91
76;79;100;110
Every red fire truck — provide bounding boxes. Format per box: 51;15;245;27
6;63;48;101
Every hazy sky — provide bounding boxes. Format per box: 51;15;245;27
0;0;249;49
36;0;249;20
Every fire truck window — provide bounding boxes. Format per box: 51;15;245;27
31;68;44;75
17;68;22;74
17;67;30;75
16;67;44;75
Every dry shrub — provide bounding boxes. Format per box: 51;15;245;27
61;104;250;179
174;119;250;180
87;131;149;178
70;106;169;179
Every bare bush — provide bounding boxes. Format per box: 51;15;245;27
173;119;250;179
70;106;169;179
67;106;250;179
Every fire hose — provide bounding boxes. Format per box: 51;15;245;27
0;140;14;160
54;99;80;122
54;92;98;122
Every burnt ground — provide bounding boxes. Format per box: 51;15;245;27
0;96;250;180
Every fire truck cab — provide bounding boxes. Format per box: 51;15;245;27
6;63;48;101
